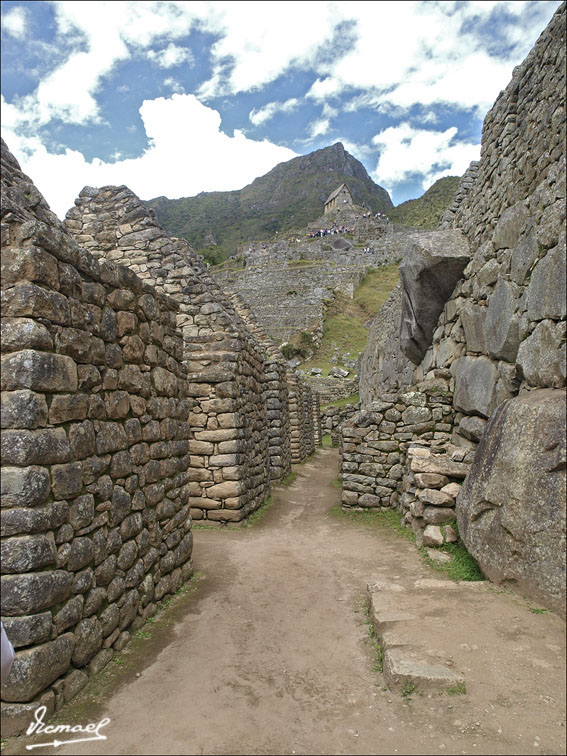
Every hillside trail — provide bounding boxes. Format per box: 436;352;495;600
6;449;565;756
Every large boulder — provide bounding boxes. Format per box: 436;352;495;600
399;230;470;365
457;389;566;615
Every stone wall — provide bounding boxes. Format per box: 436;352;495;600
213;220;407;345
347;3;566;613
413;1;566;435
340;377;456;515
438;161;480;229
65;186;274;524
1;141;193;729
308;376;358;405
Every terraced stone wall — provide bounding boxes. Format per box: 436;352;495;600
1;141;193;732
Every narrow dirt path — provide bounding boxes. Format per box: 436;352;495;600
6;449;565;756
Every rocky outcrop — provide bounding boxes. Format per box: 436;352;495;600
358;284;415;402
399;230;470;365
457;390;566;614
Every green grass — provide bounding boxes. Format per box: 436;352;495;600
389;176;460;229
280;471;297;487
300;263;399;375
401;680;416;704
529;607;548;614
364;604;384;673
419;541;484;582
331;504;414;542
446;681;467;696
320;393;360;410
331;505;483;581
241;496;274;528
322;433;333;448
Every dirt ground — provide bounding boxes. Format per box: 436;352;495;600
4;448;565;756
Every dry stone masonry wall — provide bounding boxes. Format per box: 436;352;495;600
1;139;321;731
343;3;566;614
1;142;193;730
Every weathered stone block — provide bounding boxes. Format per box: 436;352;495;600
1;466;50;508
517;320;566;388
452;356;499;418
53;595;84;633
492;201;529;250
422;524;444;547
527;243;566;321
418;488;454;507
1;534;56;574
51;462;83;500
0;318;53;353
72;618;103;667
95;421;128;455
69;494;95;530
1;428;72;465
1;613;52;648
1;350;77;392
1;390;48;430
457;389;566;614
484;280;520;362
399;230;470;364
0;634;74;702
67;537;95;572
1;570;73;616
461;302;487;353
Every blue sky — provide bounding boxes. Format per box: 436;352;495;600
1;0;561;218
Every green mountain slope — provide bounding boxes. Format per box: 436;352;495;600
389;176;460;229
145;143;392;262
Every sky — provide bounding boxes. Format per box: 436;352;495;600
1;1;561;219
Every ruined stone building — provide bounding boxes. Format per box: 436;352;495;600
342;2;566;615
0;139;320;733
324;183;354;214
0;0;565;737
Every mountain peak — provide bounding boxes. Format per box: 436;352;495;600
146;143;393;261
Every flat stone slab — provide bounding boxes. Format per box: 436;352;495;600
367;580;472;693
383;648;463;692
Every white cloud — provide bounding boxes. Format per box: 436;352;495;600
372;123;480;190
163;78;185;94
2;94;297;218
249;98;299;127
305;77;342;101
308;118;330;139
2;6;28;38
147;43;194;69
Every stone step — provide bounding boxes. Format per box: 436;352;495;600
367;579;467;694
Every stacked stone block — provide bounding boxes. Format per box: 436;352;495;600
1;141;192;731
226;294;293;482
311;392;322;448
339;377;456;512
321;401;360;444
288;373;310;463
65;187;272;523
400;446;469;547
213;225;404;345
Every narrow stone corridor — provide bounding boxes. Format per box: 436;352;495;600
6;449;565;756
